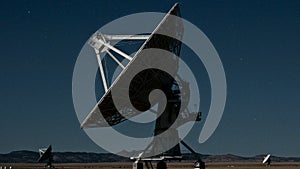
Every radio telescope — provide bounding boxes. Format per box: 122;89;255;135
262;154;271;166
37;145;54;168
81;3;204;169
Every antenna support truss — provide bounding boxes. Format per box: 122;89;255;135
88;32;150;92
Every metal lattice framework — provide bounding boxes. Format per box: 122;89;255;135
88;33;150;92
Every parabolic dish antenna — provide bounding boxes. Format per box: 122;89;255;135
79;2;202;163
37;145;53;168
80;3;200;129
262;154;271;164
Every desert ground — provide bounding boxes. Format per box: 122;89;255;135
1;162;300;169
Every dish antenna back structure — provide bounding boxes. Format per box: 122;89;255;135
81;3;204;169
37;145;54;168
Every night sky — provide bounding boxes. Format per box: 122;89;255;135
0;0;300;157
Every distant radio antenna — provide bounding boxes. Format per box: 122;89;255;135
262;154;271;166
37;145;54;168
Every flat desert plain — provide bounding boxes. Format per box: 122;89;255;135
1;162;300;169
